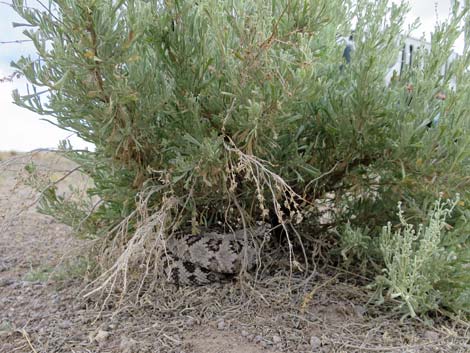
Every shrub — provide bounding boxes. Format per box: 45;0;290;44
374;198;470;318
9;0;470;316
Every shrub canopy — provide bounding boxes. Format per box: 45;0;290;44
10;0;470;316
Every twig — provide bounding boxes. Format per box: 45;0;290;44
20;329;38;353
162;333;181;345
304;161;340;192
26;165;82;209
0;39;32;44
334;336;456;352
0;70;22;83
76;199;103;232
300;274;338;313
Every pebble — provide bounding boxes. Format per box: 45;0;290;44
310;335;321;349
11;282;23;289
120;337;138;353
57;320;72;329
254;335;263;343
217;320;225;330
173;335;182;346
94;329;110;342
1;344;13;351
354;305;367;317
241;330;249;337
424;330;440;341
272;335;282;344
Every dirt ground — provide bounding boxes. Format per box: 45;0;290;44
1;151;470;353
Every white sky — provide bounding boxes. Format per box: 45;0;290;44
0;0;465;151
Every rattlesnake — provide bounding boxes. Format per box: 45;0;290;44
162;226;269;285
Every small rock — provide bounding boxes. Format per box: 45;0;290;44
1;343;13;351
241;330;249;337
354;305;367;317
173;335;182;346
217;320;225;330
94;329;110;343
11;282;22;289
185;318;196;327
52;294;61;304
120;336;138;353
58;320;72;329
272;335;282;344
254;335;263;344
310;335;321;349
424;330;439;341
100;323;113;331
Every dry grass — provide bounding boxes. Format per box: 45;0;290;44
95;269;470;352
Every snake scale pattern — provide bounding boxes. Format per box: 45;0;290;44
162;226;268;285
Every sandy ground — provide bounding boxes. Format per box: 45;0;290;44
1;151;470;353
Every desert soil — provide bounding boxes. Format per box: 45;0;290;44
1;151;470;353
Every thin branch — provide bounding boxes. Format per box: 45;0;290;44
0;39;32;44
20;329;38;353
26;165;82;209
0;71;22;83
76;199;104;232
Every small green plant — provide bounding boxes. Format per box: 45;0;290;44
52;256;93;281
0;320;13;333
24;257;92;283
374;197;470;319
338;222;378;272
24;265;53;282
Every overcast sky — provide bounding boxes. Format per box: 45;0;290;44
0;2;94;151
0;0;465;151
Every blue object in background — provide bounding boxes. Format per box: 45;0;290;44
342;34;355;64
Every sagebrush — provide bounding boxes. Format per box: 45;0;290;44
10;0;470;316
